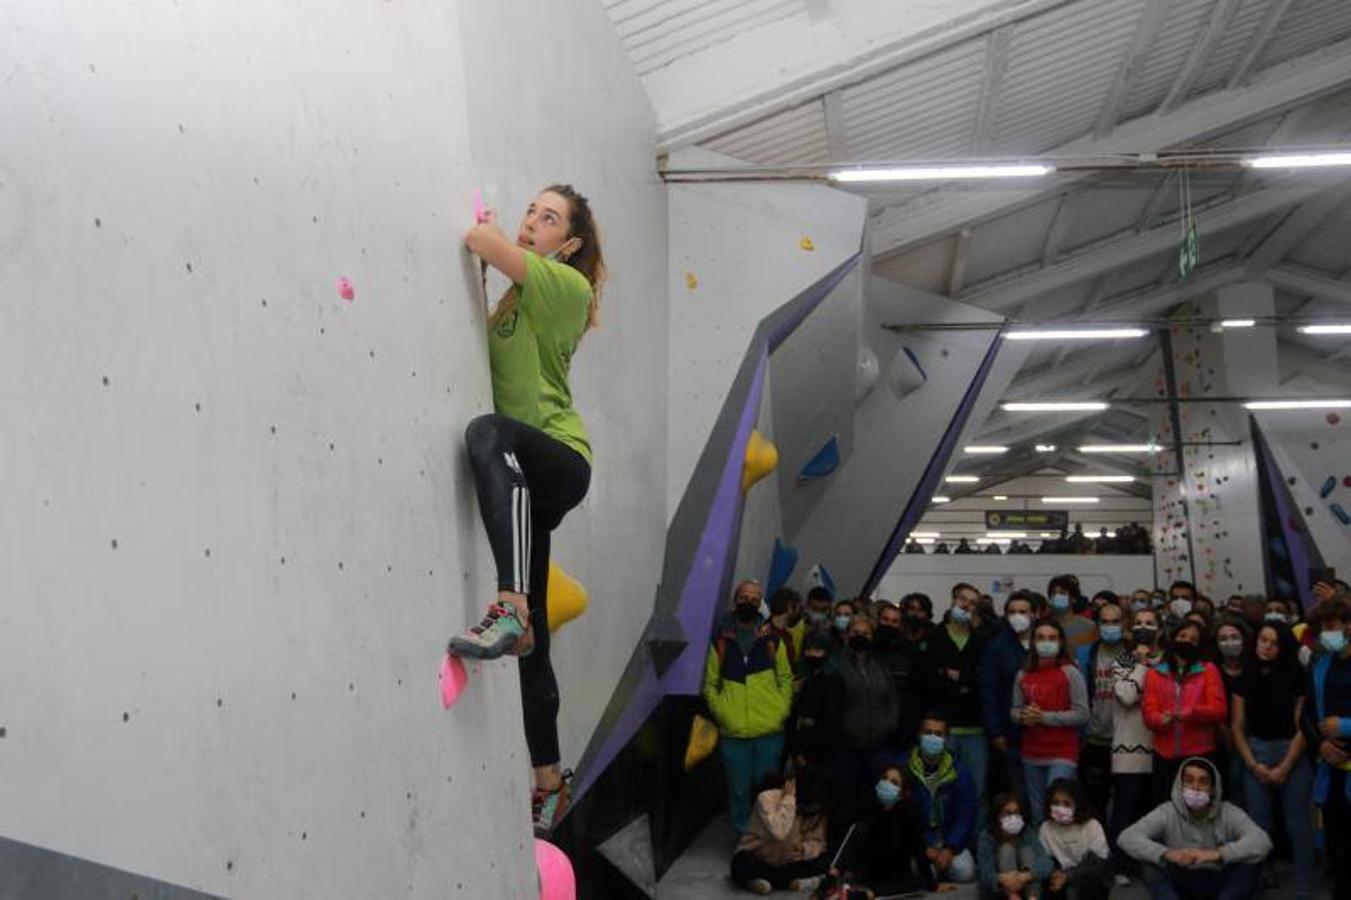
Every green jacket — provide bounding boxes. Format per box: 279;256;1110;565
702;621;794;739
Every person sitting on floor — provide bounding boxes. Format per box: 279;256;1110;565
1117;756;1271;900
907;712;978;884
1038;778;1110;900
978;791;1053;900
729;766;830;895
825;761;944;898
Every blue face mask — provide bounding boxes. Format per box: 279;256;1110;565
920;733;946;758
1050;593;1071;613
1099;624;1123;644
1321;630;1348;654
834;615;852;633
950;606;972;624
875;779;901;807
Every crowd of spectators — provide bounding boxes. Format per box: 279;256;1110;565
906;524;1154;556
699;572;1351;899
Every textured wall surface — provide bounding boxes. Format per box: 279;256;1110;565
0;2;665;897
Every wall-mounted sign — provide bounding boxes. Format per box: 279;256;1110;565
985;510;1069;531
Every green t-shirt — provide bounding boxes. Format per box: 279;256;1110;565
488;251;592;463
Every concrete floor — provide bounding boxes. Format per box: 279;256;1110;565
655;816;1325;899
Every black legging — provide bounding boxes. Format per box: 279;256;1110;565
465;413;590;768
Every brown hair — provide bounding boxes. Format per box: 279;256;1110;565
490;184;607;331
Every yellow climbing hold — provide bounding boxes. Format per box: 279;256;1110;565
547;560;588;632
741;429;779;493
685;271;699;291
684;713;719;771
799;236;815;251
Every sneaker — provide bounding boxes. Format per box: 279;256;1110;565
532;770;573;836
746;878;772;895
1114;873;1132;887
448;603;526;660
790;875;823;892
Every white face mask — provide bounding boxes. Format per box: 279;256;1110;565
1000;814;1025;835
1007;613;1031;634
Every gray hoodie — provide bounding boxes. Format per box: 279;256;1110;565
1118;756;1271;871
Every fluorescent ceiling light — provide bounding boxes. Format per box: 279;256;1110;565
1244;152;1351;169
978;537;1013;544
1039;532;1056;538
1035;444;1058;452
911;531;941;538
992;495;1009;501
913;537;936;545
1244;399;1351;410
988;532;1027;539
1078;443;1159;453
1066;475;1136;483
965;445;1008;454
931;495;951;504
945;475;980;483
1041;496;1100;504
1003;328;1148;341
1298;324;1351;335
829;164;1053;183
1003;401;1109;412
1219;319;1255;328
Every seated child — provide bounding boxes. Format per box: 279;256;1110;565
978;792;1053;900
1037;779;1110;900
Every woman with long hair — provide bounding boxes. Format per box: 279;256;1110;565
453;185;605;834
1142;619;1227;804
1011;620;1089;824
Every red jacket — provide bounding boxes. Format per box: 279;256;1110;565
1141;660;1227;759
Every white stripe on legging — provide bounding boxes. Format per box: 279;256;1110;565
519;486;532;594
511;484;532;594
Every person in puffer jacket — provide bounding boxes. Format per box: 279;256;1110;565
1141;620;1227;803
1118;756;1270;900
703;581;795;833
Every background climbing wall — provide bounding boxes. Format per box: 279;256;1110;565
0;2;665;897
1151;284;1273;597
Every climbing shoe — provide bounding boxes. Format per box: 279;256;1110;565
532;771;573;836
448;603;526;660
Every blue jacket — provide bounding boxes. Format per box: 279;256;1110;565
1305;651;1351;807
980;625;1027;742
906;748;977;852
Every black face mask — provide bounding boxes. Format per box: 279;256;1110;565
734;603;759;623
1132;626;1158;644
876;625;901;648
848;634;872;652
904;613;926;627
802;655;826;673
1173;641;1200;661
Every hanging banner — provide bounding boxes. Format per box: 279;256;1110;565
985;510;1069;531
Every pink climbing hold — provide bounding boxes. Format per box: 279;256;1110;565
1329;412;1342;426
337;276;355;302
535;838;577;900
474;190;489;225
439;654;468;710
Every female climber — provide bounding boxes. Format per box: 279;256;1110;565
451;184;604;835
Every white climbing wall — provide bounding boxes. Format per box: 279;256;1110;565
0;2;666;897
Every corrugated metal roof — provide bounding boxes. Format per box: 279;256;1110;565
1119;0;1216;121
1258;0;1351;69
872;234;958;295
702;98;829;165
1060;185;1159;254
1286;197;1351;272
963;196;1064;284
1188;0;1273;97
604;0;807;76
839;40;987;160
992;0;1146;154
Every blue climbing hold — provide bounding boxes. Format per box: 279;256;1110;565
767;539;799;595
1331;503;1350;526
799;435;841;481
1320;476;1336;499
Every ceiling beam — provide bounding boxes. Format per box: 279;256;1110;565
948;228;973;297
1095;0;1170;137
1228;0;1296;88
823;89;849;161
1264;264;1351;306
1041;192;1075;267
1277;338;1351;388
1244;183;1351;275
869;38;1351;257
1159;0;1240;113
971;25;1014;154
959;182;1324;312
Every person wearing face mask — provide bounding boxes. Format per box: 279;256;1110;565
1232;620;1314;900
1130;590;1152;616
702;581;795;833
1046;575;1097;655
900;593;934;652
831;599;858;649
1074;600;1132;827
908;713;978;884
874;601;921;748
1142;621;1228;804
786;632;839;767
1301;595;1351;898
1118;757;1270;900
804;586;835;635
977;792;1052;900
730;765;832;895
1165;580;1198;627
1012;621;1090;824
925;583;993;812
1211;617;1251;808
1107;607;1161;885
827;763;939;897
766;587;804;671
981;592;1039;807
1038;779;1110;900
829;616;900;827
